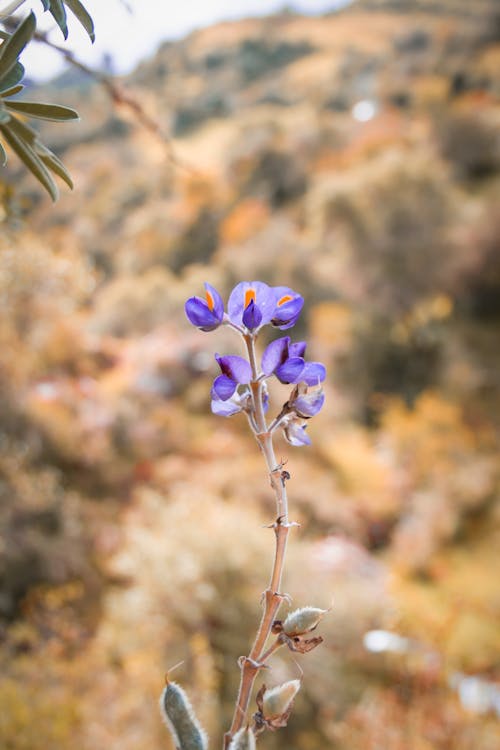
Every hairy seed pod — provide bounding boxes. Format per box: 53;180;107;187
282;606;328;637
229;727;256;750
262;679;301;720
160;682;208;750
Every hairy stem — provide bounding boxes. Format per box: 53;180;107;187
223;335;291;747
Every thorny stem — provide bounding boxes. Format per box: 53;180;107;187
223;334;292;748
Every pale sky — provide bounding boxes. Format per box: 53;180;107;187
17;0;349;81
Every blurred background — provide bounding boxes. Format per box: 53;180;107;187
1;0;500;748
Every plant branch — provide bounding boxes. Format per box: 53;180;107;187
223;335;292;748
31;29;199;174
0;0;26;19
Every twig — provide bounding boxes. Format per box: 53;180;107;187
0;0;26;19
31;29;199;175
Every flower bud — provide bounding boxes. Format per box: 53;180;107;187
262;679;301;720
282;606;328;637
229;727;256;750
160;682;208;750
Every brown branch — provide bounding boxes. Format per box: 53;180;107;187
32;30;199;175
223;335;294;748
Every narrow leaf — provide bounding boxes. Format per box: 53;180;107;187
48;0;68;40
36;145;73;188
5;100;80;121
7;114;73;188
0;12;36;78
40;0;51;10
64;0;95;43
0;122;58;200
0;62;24;93
0;138;6;166
0;83;24;97
6;112;37;142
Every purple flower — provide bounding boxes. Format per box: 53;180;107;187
228;281;277;329
300;361;327;386
290;384;325;418
212;354;252;400
262;337;326;386
271;286;304;330
211;391;247;417
185;283;224;332
262;336;305;384
211;385;268;418
283;418;311;447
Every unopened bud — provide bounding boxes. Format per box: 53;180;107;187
160;682;208;750
229;727;256;750
283;606;328;637
262;679;301;720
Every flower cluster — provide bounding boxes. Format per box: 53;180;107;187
185;281;325;446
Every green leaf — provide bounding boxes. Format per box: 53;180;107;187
0;108;11;124
40;0;50;9
0;122;58;200
0;12;36;79
64;0;95;43
5;112;37;142
6;115;73;190
35;142;73;189
0;84;23;97
0;62;24;93
0;138;6;166
48;0;68;40
4;100;80;121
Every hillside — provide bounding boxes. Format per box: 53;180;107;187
1;1;500;749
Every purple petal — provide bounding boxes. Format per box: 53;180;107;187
212;374;237;400
242;299;263;330
228;281;276;326
271;288;304;330
211;396;242;417
301;362;326;385
215;354;252;384
261;337;290;375
284;420;311;447
204;282;224;321
185;297;222;331
276;356;305;384
289;341;307;358
293;390;325;417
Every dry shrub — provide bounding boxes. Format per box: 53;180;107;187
220;198;270;245
381;392;497;572
458;200;500;319
324;155;462;317
89;267;181;336
437;111;500;179
0;442;99;620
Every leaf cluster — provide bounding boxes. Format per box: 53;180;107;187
0;0;94;200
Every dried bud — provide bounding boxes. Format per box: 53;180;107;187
229;727;256;750
282;606;328;637
160;682;208;750
262;679;301;720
